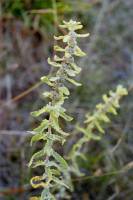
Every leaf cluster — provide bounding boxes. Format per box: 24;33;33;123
29;20;128;200
29;20;89;200
68;85;128;176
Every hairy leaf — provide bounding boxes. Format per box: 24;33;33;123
53;177;69;189
48;57;62;68
74;46;86;57
31;132;47;146
53;151;68;170
59;86;70;96
66;77;81;86
29;149;45;167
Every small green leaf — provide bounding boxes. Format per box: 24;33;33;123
60;111;73;121
51;119;69;136
47;133;64;142
54;55;64;61
59;86;70;96
46;161;62;171
96;103;104;110
94;121;105;134
41;76;53;86
65;68;76;77
31;105;52;117
70;63;81;74
53;177;69;189
116;85;128;96
63;35;70;42
31;106;47;117
42;91;52;98
50;76;60;82
54;35;64;40
32;160;45;168
48;57;61;68
102;94;109;103
33;119;49;133
29;149;45;167
108;106;117;115
77;33;90;38
53;151;68;170
66;77;81;86
51;169;61;176
59;20;83;31
54;45;65;52
76;126;87;135
31;132;47;146
84;128;101;140
74;46;86;57
100;114;110;123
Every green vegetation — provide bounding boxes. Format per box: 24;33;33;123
0;1;132;199
29;20;128;200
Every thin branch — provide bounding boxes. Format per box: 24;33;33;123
72;161;133;182
0;81;42;108
0;130;31;137
0;184;30;196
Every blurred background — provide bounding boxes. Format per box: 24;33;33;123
0;0;133;199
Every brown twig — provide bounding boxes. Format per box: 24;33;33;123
11;81;42;102
0;81;42;108
0;184;30;196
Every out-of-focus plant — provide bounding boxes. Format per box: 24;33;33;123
70;85;128;163
69;85;128;174
29;20;89;200
0;0;94;34
57;85;128;199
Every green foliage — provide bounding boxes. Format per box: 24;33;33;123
29;20;89;199
69;85;128;173
55;85;128;198
1;1;87;34
29;19;128;200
